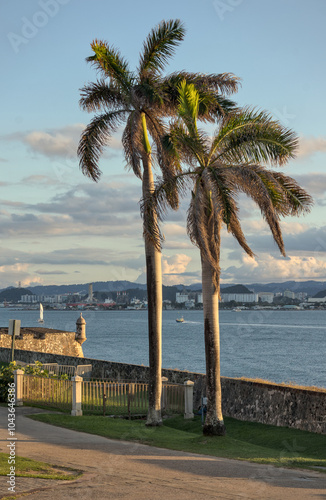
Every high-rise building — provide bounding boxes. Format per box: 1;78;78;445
88;283;93;303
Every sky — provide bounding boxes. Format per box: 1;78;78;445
0;0;326;289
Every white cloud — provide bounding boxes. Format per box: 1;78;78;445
297;136;326;159
223;254;326;283
20;175;61;186
162;254;192;285
0;181;143;239
294;173;326;197
162;254;192;275
4;124;124;160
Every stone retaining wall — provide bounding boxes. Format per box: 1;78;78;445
1;347;325;434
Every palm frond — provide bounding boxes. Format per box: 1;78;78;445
198;92;239;120
78;110;127;181
223;164;286;255
145;113;181;203
177;80;200;136
169;121;206;167
163;71;240;95
187;187;221;287
270;172;313;215
121;111;143;179
162;72;239;119
202;167;254;257
87;40;133;91
133;80;165;109
79;80;127;112
212;107;298;166
138;19;185;76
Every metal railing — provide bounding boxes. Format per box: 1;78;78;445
19;374;188;417
21;374;72;411
162;382;185;414
82;380;149;416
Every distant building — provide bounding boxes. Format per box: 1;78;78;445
20;294;38;303
87;283;94;303
258;292;274;304
176;292;189;304
196;293;203;304
284;290;295;300
221;285;258;303
308;289;326;303
116;291;129;305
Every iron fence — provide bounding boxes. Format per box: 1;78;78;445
21;374;72;411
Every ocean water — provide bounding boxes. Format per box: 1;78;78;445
1;308;325;388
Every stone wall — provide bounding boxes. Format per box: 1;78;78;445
0;328;84;358
0;347;325;434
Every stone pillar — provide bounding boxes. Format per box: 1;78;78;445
76;313;86;345
184;380;194;419
71;375;83;416
14;369;24;406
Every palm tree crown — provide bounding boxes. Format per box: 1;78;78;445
152;81;313;286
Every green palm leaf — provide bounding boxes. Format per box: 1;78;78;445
87;40;133;92
212;107;298;166
138;19;185;76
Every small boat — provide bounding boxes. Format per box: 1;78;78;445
38;303;44;323
176;316;184;323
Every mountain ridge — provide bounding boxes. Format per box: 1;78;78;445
1;279;326;297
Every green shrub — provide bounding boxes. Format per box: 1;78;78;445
0;361;68;403
0;362;24;402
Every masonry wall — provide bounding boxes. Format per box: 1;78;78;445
0;329;84;358
0;347;325;434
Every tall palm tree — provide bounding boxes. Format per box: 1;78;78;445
77;21;240;426
149;81;313;434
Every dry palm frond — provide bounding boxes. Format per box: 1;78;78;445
121;111;143;179
78;110;128;181
79;80;128;112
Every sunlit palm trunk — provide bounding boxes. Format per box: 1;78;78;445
201;254;226;436
142;153;163;426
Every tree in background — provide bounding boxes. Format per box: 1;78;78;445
149;81;312;434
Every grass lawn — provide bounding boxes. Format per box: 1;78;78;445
0;452;82;480
29;413;326;472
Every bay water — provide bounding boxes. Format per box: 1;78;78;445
1;308;325;389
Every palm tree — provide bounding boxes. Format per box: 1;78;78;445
149;81;313;434
77;21;240;426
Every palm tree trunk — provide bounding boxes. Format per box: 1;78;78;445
201;253;226;436
142;153;163;427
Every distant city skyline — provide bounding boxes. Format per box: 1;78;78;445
1;0;326;289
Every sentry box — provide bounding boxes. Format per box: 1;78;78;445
8;320;21;337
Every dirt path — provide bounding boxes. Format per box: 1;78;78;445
0;406;325;499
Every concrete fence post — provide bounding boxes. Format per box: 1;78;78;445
14;369;24;406
184;380;194;419
71;375;83;416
